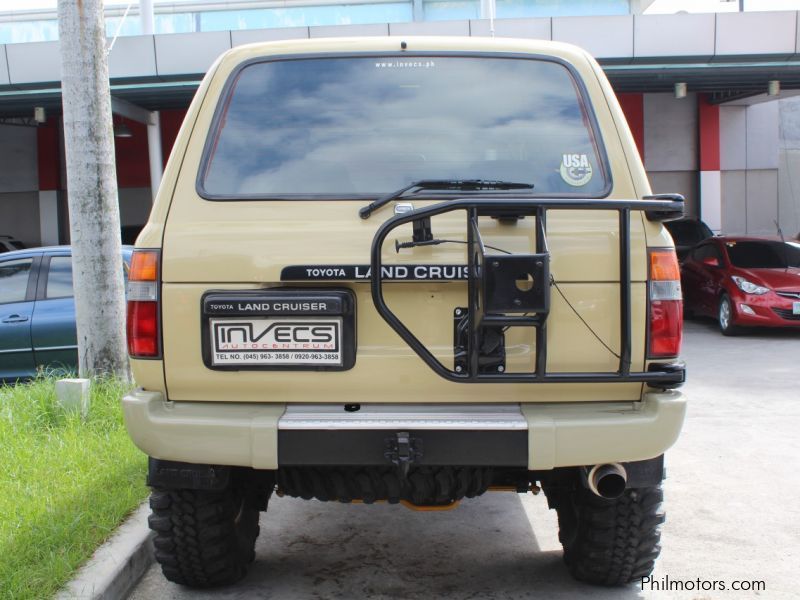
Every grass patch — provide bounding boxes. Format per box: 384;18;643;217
0;377;148;600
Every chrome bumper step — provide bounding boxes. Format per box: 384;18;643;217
277;403;528;431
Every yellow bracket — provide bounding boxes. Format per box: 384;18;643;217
399;499;461;512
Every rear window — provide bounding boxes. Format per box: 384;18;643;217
200;55;609;199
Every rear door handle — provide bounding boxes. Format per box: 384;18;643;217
1;314;29;323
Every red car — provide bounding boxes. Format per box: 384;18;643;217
681;236;800;335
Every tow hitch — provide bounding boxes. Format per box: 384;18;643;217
384;432;423;477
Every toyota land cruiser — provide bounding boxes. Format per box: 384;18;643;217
122;36;687;588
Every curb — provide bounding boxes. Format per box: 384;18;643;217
56;502;153;600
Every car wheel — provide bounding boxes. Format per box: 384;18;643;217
718;294;741;336
148;485;262;587
550;483;665;585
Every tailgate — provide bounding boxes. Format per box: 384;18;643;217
160;198;650;403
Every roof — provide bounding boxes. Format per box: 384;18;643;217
217;35;594;71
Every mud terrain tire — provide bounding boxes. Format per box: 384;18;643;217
277;465;492;505
148;487;260;587
553;484;665;586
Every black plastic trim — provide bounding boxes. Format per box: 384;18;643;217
278;429;528;467
646;361;686;390
642;194;687;222
147;458;231;490
25;254;43;303
621;455;665;488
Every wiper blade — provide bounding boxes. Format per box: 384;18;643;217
358;179;534;219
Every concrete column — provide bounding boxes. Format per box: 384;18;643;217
38;190;59;246
744;102;780;235
412;0;423;21
36;117;62;244
479;0;496;23
699;171;722;231
698;95;721;232
147;111;163;201
140;0;154;35
141;0;161;202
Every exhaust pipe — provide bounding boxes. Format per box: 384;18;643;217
585;463;627;499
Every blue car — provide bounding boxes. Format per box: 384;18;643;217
0;246;132;383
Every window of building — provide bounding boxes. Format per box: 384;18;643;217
495;0;630;19
201;4;412;30
422;0;481;21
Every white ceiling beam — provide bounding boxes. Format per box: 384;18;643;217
110;95;155;125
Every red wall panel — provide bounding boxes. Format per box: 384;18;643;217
616;93;645;163
36;117;60;191
38;110;192;192
114;117;150;188
159;109;188;167
698;94;720;172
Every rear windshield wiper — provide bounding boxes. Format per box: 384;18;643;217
358;179;534;219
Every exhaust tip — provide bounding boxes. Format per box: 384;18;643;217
587;463;627;499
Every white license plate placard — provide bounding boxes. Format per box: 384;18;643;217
210;317;342;366
794;301;800;315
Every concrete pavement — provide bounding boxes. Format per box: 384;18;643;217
130;319;800;599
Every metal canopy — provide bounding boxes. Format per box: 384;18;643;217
0;79;201;119
0;58;799;119
603;59;800;101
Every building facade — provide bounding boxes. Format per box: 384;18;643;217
1;1;800;246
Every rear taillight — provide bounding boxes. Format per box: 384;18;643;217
126;249;160;358
648;248;682;358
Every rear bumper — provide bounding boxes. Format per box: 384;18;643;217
122;390;686;471
521;391;686;469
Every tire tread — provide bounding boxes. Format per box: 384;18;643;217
277;466;492;505
148;487;260;588
554;484;665;586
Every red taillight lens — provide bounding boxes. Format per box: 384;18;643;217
127;300;158;356
648;249;682;358
649;299;682;356
126;249;160;358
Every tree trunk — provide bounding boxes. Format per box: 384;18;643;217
58;0;130;380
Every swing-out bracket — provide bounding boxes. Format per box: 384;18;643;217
369;197;685;387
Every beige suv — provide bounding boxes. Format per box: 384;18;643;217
123;36;687;589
